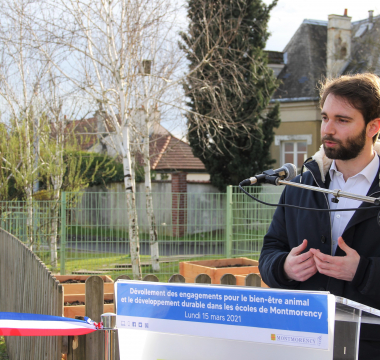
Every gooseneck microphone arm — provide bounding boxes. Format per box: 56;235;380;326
277;179;380;206
239;163;380;211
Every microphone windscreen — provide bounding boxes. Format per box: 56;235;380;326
283;163;297;181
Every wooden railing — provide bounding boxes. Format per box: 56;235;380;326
0;229;63;360
66;272;263;360
0;225;263;360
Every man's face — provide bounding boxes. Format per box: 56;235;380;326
321;94;368;160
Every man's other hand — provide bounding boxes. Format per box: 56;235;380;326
310;237;360;281
283;239;317;282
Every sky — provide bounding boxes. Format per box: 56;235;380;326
262;0;380;51
167;0;380;139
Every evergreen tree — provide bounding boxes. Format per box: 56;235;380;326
181;0;280;190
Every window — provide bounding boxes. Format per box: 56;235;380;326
282;141;307;169
275;134;312;170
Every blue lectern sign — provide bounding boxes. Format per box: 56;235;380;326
116;281;329;350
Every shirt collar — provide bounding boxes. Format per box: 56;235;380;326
329;153;379;184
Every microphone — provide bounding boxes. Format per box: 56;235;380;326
240;163;297;186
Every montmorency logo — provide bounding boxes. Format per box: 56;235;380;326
271;334;276;341
275;334;318;345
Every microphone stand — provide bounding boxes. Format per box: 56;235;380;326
277;179;380;206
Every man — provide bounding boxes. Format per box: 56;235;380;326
259;73;380;359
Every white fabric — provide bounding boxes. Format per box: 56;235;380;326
328;153;379;255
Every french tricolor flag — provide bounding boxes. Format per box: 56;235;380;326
0;312;98;336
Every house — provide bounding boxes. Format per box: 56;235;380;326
67;110;210;190
268;10;380;170
67;111;212;237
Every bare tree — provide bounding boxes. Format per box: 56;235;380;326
8;0;268;278
38;70;101;270
28;0;188;278
0;0;51;250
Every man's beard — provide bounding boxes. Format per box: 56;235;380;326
322;127;366;160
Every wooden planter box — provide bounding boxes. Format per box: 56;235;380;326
179;257;260;284
235;274;269;288
64;303;114;319
55;275;114;318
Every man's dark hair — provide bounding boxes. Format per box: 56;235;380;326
319;73;380;144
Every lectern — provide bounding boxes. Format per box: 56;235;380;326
334;296;380;360
115;280;380;360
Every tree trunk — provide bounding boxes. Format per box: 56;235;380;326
49;177;61;270
24;114;34;250
122;125;142;279
143;111;160;272
25;185;33;250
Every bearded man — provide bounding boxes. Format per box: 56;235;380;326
259;73;380;359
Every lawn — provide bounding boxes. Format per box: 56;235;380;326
31;224;261;280
66;225;226;242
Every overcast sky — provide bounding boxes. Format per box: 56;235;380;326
263;0;380;51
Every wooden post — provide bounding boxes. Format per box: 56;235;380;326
245;273;261;287
143;274;159;282
195;274;211;284
113;275;131;360
114;275;131;282
168;274;185;283
67;330;86;360
85;276;104;360
220;274;236;285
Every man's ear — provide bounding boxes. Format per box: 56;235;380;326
367;118;380;138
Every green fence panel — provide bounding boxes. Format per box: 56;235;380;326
0;185;284;281
0;199;61;269
230;185;283;257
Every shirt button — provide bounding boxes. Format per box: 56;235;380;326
336;214;340;219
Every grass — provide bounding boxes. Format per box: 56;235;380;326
66;225;227;242
28;224;263;280
0;337;9;360
56;252;259;282
41;249;249;282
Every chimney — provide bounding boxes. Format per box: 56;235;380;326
327;12;352;78
141;60;152;75
369;10;374;23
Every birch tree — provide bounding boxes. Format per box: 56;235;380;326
17;0;272;277
0;1;51;250
38;72;96;270
27;0;188;278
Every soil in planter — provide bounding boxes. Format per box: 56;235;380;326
61;279;85;283
65;301;85;306
214;264;254;268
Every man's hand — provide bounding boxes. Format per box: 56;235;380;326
310;237;360;281
284;239;317;281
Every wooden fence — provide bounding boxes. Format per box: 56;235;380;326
0;229;63;360
0;225;263;360
66;272;263;360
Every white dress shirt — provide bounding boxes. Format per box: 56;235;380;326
328;153;379;255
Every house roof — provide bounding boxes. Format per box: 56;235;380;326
151;135;206;172
62;115;116;150
272;15;380;101
64;117;98;150
68;115;206;173
273;20;327;100
345;17;380;74
135;131;206;172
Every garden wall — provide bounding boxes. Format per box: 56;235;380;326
0;229;63;360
